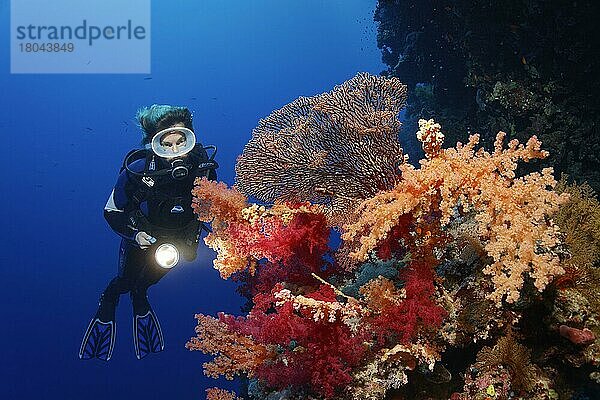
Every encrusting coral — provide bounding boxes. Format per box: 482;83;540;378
187;73;599;400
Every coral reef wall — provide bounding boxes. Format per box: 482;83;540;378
187;73;600;399
374;0;600;191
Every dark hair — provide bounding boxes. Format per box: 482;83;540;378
136;104;194;145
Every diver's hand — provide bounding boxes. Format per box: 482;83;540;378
135;231;156;249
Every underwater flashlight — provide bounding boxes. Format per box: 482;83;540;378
154;243;180;269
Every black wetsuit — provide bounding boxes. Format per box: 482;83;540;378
98;144;217;317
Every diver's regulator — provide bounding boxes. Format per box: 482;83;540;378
124;126;217;182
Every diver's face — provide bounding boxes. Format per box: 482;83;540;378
159;123;188;155
160;132;187;154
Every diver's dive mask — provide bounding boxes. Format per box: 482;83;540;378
149;127;196;180
151;127;196;159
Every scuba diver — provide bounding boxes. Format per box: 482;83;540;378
79;105;218;361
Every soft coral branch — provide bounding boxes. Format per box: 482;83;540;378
343;123;568;304
219;284;369;399
186;313;275;380
192;177;331;281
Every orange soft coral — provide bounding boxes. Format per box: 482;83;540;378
205;388;242;400
186;314;275;380
192;177;247;226
343;122;568;305
192;178;250;278
360;276;406;312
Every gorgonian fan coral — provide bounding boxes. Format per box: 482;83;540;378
188;73;599;399
235;72;408;226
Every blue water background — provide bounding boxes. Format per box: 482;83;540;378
0;1;386;398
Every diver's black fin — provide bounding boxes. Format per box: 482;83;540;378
132;291;164;359
79;318;116;361
133;308;164;359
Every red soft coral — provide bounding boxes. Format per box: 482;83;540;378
230;211;335;296
220;284;368;399
375;214;414;261
362;257;446;346
229;210;330;271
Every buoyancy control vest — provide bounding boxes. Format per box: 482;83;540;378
120;144;218;254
